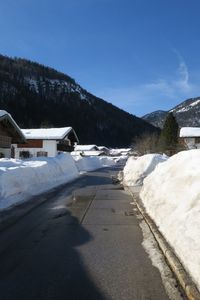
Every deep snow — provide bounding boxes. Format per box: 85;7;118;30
72;155;116;172
123;154;168;186
0;153;117;210
0;153;79;209
140;149;200;291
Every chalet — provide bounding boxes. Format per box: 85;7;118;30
0;110;26;158
179;127;200;149
73;145;104;156
97;146;110;155
13;127;79;158
109;148;132;156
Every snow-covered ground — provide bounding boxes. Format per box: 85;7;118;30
0;153;117;210
123;154;168;186
72;155;116;172
0;153;79;210
140;149;200;291
139;220;183;300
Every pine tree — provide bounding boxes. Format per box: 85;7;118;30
159;112;179;152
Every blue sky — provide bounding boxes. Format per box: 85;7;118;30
0;0;200;116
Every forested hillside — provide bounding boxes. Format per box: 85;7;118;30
0;55;158;147
143;97;200;129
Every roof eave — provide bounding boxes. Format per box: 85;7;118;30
0;114;26;143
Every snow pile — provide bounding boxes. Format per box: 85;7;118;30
140;149;200;290
114;155;128;164
73;155;116;172
0;153;79;209
99;156;117;167
123;154;167;186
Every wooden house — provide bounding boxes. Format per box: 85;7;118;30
180;127;200;149
97;146;110;155
0;110;26;158
73;145;104;156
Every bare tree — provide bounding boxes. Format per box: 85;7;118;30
133;133;159;155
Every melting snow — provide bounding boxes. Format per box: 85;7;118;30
140;149;200;291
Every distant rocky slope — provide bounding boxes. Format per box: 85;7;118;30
143;97;200;128
0;54;158;147
142;110;167;128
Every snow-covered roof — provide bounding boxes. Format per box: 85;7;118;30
84;151;103;156
0;110;26;142
110;148;132;155
0;110;7;118
75;145;98;151
180;127;200;137
22;127;75;140
98;146;109;151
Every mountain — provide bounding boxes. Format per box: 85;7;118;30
143;97;200;128
142;110;167;128
0;54;158;147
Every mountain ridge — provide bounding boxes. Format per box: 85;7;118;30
143;97;200;128
0;54;158;147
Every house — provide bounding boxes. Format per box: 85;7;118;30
97;146;110;155
0;110;26;158
14;127;79;158
179;127;200;149
109;148;132;156
73;145;104;156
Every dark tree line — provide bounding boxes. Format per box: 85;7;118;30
0;54;159;147
134;113;185;155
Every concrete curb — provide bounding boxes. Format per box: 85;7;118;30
127;187;200;300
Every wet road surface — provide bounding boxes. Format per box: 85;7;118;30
0;166;171;299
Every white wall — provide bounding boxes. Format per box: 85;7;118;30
43;140;57;156
13;140;57;158
0;148;11;158
184;137;200;149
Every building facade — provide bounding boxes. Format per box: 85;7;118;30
179;127;200;149
14;127;79;158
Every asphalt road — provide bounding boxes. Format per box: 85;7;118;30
0;166;171;300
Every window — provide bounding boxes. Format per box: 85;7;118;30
19;151;30;159
0;135;11;148
195;137;200;144
37;151;48;157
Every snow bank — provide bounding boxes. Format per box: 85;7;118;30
0;154;117;210
0;153;79;209
98;156;116;167
123;154;167;186
73;155;116;172
140;149;200;290
114;155;128;164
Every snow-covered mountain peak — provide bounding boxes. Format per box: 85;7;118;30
143;97;200;128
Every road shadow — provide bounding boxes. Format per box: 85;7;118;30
0;210;107;300
0;167;116;232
